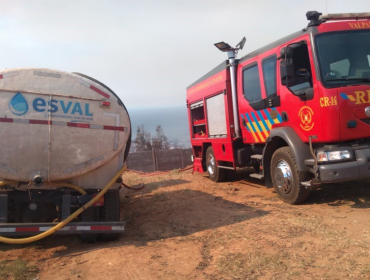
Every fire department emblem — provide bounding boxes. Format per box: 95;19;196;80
299;106;314;131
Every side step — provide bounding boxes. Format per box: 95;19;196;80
250;154;264;179
251;154;262;160
249;173;264;179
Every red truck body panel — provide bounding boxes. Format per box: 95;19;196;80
187;63;237;170
187;18;370;174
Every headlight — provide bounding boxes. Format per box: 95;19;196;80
317;150;351;162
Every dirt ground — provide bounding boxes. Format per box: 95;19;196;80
1;168;370;280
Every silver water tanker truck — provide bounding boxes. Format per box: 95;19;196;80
0;68;131;243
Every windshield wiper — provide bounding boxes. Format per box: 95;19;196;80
326;78;370;83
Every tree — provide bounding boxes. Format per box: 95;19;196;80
134;125;152;152
152;125;170;150
133;124;171;152
170;138;185;149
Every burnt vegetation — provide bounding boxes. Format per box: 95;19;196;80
134;125;171;152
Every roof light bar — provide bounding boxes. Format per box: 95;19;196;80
320;13;370;21
306;11;370;27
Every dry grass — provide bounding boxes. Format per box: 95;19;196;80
152;191;169;201
216;251;292;280
0;259;39;280
169;169;180;175
186;200;370;280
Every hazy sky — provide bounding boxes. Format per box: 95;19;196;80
0;0;369;109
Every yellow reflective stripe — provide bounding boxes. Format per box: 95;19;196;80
258;120;269;137
272;118;280;124
266;120;272;130
246;123;259;142
348;95;356;102
251;121;265;142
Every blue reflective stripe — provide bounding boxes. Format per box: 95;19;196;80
245;113;256;132
251;111;264;133
340;93;349;100
271;108;282;123
257;111;270;131
264;109;275;125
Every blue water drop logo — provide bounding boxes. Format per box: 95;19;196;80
9;92;29;116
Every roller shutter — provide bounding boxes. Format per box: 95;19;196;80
206;93;227;137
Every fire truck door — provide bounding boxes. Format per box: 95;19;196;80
238;56;281;144
278;38;320;139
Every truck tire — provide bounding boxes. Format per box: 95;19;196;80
225;169;237;181
100;189;121;241
271;147;310;204
206;146;225;182
80;207;98;243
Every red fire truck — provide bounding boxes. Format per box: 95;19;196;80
186;11;370;204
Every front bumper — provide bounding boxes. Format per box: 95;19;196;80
319;148;370;183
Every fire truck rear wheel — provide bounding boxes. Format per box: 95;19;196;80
206;146;225;182
271;146;310;204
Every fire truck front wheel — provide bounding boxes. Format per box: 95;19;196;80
271;147;310;204
206;146;225;182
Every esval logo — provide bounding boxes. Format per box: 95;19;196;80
9;92;29;116
8;92;94;118
33;98;93;116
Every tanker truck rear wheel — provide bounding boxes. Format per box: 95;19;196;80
80;207;98;243
100;189;121;241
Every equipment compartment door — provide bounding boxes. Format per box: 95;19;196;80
206;92;227;138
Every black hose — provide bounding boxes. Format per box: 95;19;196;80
121;182;145;191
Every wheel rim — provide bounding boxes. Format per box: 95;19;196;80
207;153;215;175
275;160;292;194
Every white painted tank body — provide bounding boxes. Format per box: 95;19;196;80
0;68;131;190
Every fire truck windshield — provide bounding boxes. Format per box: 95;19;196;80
315;29;370;87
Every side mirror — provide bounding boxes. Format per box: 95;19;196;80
280;59;295;85
280;46;294;59
280;46;295;85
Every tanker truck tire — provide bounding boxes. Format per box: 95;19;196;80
206;146;225;182
100;189;121;241
80;207;98;243
271;147;310;204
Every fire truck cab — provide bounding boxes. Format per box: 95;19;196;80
186;12;370;204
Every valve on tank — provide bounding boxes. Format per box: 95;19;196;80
33;175;44;187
